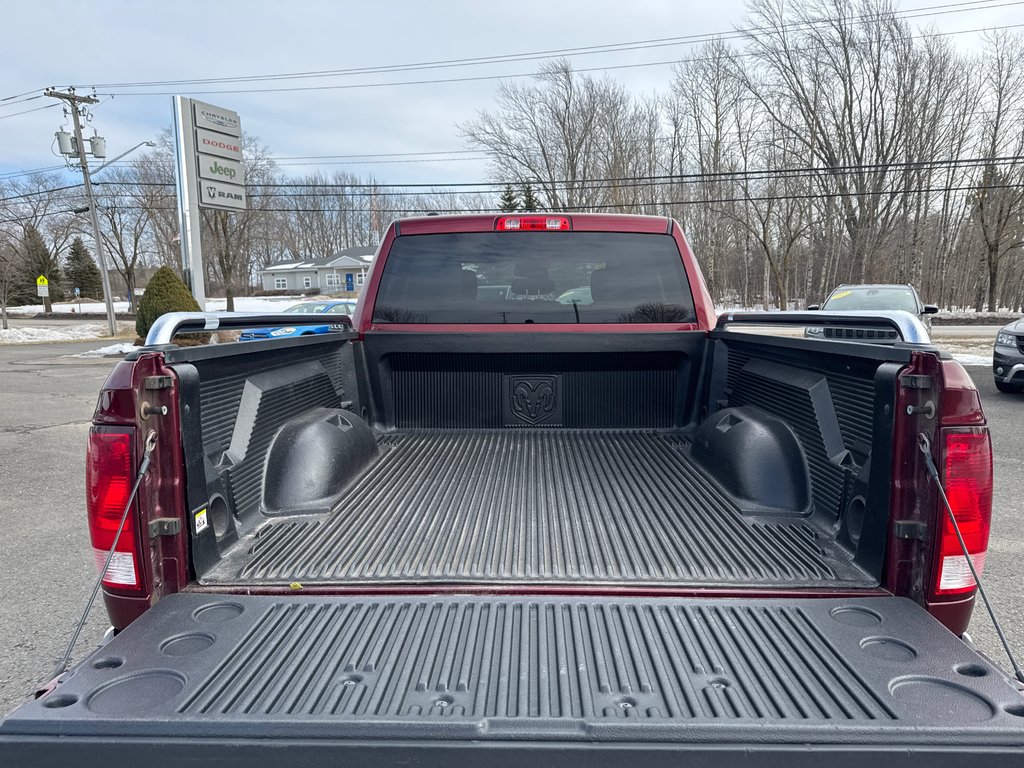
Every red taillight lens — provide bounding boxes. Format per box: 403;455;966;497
495;216;570;231
933;429;993;596
86;427;142;591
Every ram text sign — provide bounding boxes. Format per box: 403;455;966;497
201;179;247;210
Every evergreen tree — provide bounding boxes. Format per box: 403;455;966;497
498;184;520;212
135;265;205;343
64;237;103;301
19;225;63;311
520;183;540;212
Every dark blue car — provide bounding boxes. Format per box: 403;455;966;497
239;300;357;341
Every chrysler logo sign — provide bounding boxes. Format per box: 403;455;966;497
192;100;241;138
199;109;238;131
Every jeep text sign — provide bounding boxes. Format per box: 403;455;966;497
196;128;243;161
192;101;241;137
198;153;246;185
200;179;247;211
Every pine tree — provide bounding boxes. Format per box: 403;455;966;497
498;184;520;212
19;225;63;311
520;183;540;212
135;265;205;344
64;237;104;301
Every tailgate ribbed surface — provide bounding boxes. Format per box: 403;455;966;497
10;593;1024;750
206;431;869;587
180;599;893;719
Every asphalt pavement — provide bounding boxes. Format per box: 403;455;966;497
0;339;1021;717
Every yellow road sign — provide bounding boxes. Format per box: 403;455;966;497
36;275;48;286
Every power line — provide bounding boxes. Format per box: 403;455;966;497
5;155;1020;207
4;177;1020;227
0;103;60;121
0;183;83;203
93;20;1024;97
0;88;44;103
82;0;1018;92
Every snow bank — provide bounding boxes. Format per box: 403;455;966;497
71;342;139;358
0;324;104;343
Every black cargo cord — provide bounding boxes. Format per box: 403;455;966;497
918;433;1024;684
43;430;158;687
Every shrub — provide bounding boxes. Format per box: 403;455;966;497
135;266;205;343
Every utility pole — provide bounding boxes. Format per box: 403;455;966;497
45;88;118;337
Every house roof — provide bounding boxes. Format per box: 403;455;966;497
262;246;376;274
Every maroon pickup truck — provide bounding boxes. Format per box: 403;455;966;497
2;213;1022;766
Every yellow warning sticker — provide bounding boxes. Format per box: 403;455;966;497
830;290;852;300
194;508;209;535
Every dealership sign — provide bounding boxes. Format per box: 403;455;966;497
173;96;249;306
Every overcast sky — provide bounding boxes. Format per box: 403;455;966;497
1;0;1019;188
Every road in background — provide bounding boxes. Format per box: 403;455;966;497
0;340;1020;715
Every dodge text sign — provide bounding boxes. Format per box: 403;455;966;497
196;128;243;161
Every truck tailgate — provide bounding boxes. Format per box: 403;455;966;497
3;593;1022;766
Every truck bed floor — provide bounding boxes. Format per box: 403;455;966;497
205;430;871;587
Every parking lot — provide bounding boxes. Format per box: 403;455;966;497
0;338;1021;715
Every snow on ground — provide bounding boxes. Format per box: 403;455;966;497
6;301;132;315
204;296;307;313
70;342;139;358
950;353;993;366
7;295;307;316
0;324;104;343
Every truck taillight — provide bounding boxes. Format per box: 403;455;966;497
86;427;143;592
495;216;570;231
932;429;992;596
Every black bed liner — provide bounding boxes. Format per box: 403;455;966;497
3;593;1022;766
204;430;871;588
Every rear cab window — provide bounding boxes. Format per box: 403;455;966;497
372;231;696;324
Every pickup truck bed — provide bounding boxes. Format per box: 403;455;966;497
170;328;896;594
3;592;1022;766
207;429;870;587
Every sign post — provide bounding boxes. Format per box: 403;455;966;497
173;97;247;309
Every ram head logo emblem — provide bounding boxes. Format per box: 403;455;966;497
510;376;557;424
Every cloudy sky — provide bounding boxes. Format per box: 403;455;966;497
1;0;1019;188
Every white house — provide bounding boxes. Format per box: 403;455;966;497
260;246;376;293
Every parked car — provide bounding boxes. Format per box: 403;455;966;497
238;299;356;340
805;284;938;341
6;214;1021;765
993;318;1024;393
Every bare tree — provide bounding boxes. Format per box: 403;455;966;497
94;163;153;307
971;31;1024;311
740;0;923;281
461;60;660;211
